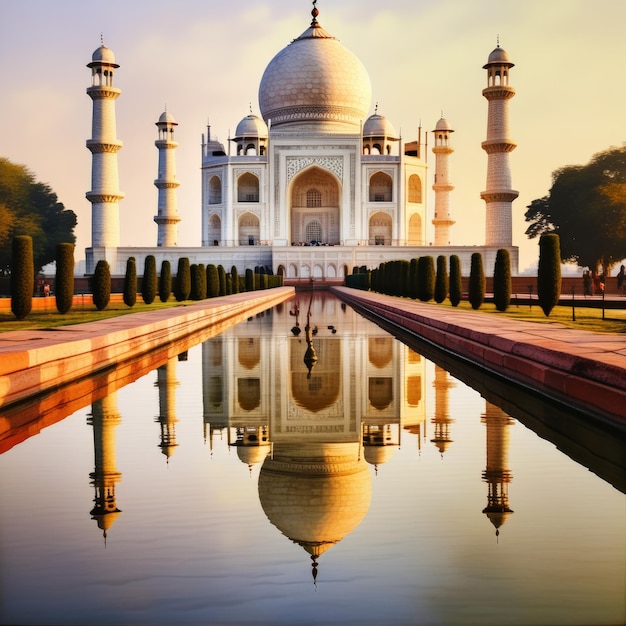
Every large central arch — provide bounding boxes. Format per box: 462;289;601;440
290;166;340;245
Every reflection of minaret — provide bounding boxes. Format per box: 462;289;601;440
430;366;455;456
154;358;179;461
88;393;122;543
481;401;515;538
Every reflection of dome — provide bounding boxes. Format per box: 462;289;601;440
258;12;371;132
236;444;271;467
258;442;371;563
89;45;118;67
484;45;513;66
234;114;268;139
364;445;396;467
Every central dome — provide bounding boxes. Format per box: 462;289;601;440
258;14;372;133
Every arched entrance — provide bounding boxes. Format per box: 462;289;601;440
369;211;392;245
290;166;340;245
239;212;260;245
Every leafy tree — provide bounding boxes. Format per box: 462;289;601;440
10;235;33;320
525;145;626;273
537;233;561;317
142;255;157;304
92;259;111;311
123;257;137;308
174;257;191;301
158;260;171;303
434;255;448;303
448;255;462;307
0;157;76;274
468;252;485;310
493;248;511;312
55;242;74;314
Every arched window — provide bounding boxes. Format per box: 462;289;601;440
237;172;259;202
307;188;322;208
369;172;392;202
305;220;322;243
207;214;221;245
208;176;222;205
408;175;422;203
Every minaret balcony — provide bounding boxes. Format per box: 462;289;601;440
86;139;123;153
481;140;517;153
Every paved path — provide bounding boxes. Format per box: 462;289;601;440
332;286;626;426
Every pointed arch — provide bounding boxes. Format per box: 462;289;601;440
208;175;222;205
237;172;259;202
408;213;422;245
408;174;422;203
369;171;392;202
207;213;221;245
369;211;392;245
239;212;260;245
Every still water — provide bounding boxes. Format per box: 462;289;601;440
1;292;624;626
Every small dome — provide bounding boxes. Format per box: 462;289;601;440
485;45;513;67
90;45;118;67
157;111;177;125
363;113;397;139
434;117;453;132
234;114;268;139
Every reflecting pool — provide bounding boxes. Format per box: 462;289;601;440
1;292;624;626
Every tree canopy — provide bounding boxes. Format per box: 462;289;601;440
0;157;77;275
524;145;626;273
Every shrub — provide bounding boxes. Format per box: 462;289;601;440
142;255;157;304
538;233;561;317
55;242;75;314
468;252;485;310
174;257;191;301
231;266;240;294
217;265;227;296
434;255;449;303
92;259;111;311
158;260;171;302
123;257;137;307
207;264;219;297
448;255;462;307
10;235;34;320
245;268;254;291
409;258;419;299
190;263;207;300
417;256;435;302
493;248;512;312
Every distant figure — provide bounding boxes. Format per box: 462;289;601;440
43;282;50;297
617;265;625;295
583;270;592;297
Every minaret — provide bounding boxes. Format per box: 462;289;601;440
431;116;455;246
154;111;181;246
86;44;124;253
480;43;518;247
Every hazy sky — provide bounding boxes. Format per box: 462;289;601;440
2;0;625;272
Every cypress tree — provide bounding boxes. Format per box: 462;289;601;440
468;252;485;310
55;242;75;314
217;265;227;296
245;268;255;291
231;265;240;294
417;256;435;302
434;255;449;303
537;233;561;317
409;258;419;300
448;254;462;307
123;256;137;307
197;264;207;299
158;260;171;303
174;257;191;301
493;248;512;312
142;255;157;304
207;264;219;297
92;259;111;311
10;235;34;320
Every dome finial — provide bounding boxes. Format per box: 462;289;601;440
496;33;500;47
311;0;319;26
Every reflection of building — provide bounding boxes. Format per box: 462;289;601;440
200;292;426;577
431;366;456;456
154;358;179;461
481;401;515;537
88;393;122;542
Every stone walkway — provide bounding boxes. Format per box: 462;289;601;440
331;286;626;425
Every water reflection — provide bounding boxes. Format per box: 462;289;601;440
1;292;624;626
